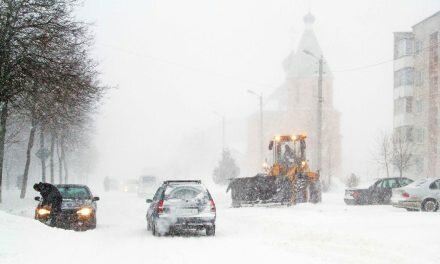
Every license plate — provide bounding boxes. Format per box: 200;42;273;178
174;208;198;216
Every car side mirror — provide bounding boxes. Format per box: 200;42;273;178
93;197;100;201
34;197;41;201
146;199;153;203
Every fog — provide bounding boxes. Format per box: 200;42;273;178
76;0;440;182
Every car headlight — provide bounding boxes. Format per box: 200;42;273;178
37;208;51;216
77;207;93;216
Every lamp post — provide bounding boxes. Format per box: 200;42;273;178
248;89;263;166
303;49;324;175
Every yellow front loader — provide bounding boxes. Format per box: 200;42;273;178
227;134;322;207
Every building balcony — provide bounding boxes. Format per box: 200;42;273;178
393;85;413;99
394;113;414;127
394;55;414;70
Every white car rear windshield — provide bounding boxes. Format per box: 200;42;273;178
164;185;208;201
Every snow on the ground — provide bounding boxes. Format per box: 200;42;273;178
1;186;439;264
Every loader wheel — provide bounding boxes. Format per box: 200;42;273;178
309;181;322;204
294;175;308;204
232;200;241;208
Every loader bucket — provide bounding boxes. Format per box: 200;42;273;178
227;174;292;207
227;173;322;207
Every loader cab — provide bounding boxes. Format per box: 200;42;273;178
269;134;307;166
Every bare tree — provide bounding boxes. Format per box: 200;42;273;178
392;133;417;178
0;0;105;200
374;133;393;178
0;0;75;201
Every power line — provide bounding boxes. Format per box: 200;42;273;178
333;59;393;73
333;43;439;73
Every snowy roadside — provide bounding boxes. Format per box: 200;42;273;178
0;190;37;218
1;188;439;264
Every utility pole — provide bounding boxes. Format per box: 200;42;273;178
317;55;323;174
303;49;325;183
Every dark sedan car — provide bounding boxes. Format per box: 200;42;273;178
146;180;216;236
344;177;413;205
35;184;100;230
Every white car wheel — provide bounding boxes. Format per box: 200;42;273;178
422;199;439;212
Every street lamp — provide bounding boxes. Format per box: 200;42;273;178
248;89;264;166
303;49;324;175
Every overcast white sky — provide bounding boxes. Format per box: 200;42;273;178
77;0;440;180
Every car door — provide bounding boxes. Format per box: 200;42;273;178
383;178;398;203
375;179;389;202
147;187;164;222
369;180;383;203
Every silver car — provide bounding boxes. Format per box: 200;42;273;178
146;180;216;236
392;178;440;212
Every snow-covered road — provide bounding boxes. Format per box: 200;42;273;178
1;188;439;264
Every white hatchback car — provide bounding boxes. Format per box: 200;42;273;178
392;178;440;212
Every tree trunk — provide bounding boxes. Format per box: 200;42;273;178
5;158;10;190
40;128;46;182
57;135;62;184
0;102;8;203
20;119;37;199
50;130;55;184
61;134;68;183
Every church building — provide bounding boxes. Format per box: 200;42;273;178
246;13;342;187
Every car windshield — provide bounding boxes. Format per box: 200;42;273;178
57;186;92;199
164;185;208;201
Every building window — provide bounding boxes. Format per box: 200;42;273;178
415;71;423;86
406;97;413;113
394;67;415;87
415;157;424;173
394;97;413;114
431;76;438;89
430;32;438;61
406;126;414;142
415;99;423;113
415;128;424;144
394;98;404;115
396;38;414;58
415;40;423;54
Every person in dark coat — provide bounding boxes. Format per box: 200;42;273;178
33;182;63;226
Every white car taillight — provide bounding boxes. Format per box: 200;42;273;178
157;201;164;215
209;200;216;213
